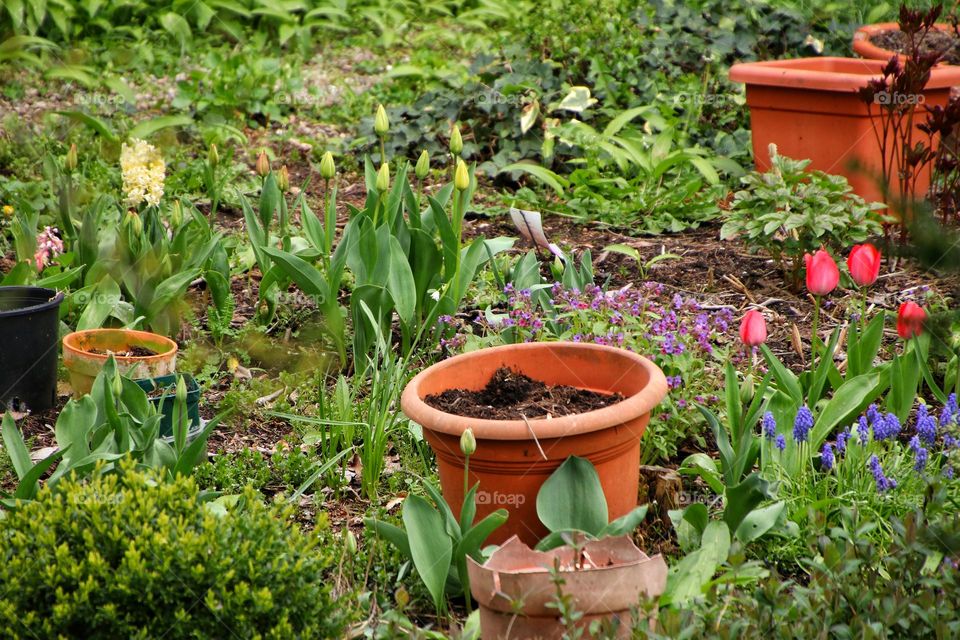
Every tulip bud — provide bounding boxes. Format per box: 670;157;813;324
171;200;183;228
847;243;881;287
112;370;123;399
278;165;290;192
320;151;336;180
345;529;357;555
124;210;143;236
460;428;476;456
739;310;767;347
175;375;187;406
376;162;390;192
207;143;219;167
256;149;270;177
160;254;172;278
415;150;429;179
897;301;926;339
804;249;839;296
739;373;755;405
449;124;463;155
374;104;389;137
454;158;470;191
395;587;409;609
65;143;78;172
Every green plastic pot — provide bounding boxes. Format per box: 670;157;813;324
134;373;201;438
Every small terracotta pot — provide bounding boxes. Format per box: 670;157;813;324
62;329;178;397
401;342;668;546
467;535;668;639
853;22;955;63
729;57;960;204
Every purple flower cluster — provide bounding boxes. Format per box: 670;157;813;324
821;442;835;471
762;412;777;441
909;435;929;472
868;455;897;492
867;404;901;441
915;404;937;446
492;281;732;366
793;406;813;443
941;393;958;427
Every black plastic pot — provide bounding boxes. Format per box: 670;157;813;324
134;373;201;438
0;286;64;413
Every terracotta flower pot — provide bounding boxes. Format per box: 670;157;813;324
853;22;956;63
62;329;178;397
400;342;668;546
729;57;960;204
467;535;668;639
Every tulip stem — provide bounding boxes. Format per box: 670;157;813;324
811;295;821;368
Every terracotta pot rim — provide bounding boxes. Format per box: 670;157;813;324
729;56;960;91
62;328;178;363
401;342;668;441
853;22;955;63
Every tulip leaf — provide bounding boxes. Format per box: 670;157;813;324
537;455;608;536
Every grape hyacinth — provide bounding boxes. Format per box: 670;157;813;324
793;406;813;443
836;428;850;454
915;403;937;446
872;412;901;441
775;434;786;451
821;442;835;472
868;455;897;492
762;412;777;441
941;393;958;427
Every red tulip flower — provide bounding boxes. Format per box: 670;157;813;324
847;244;881;287
804;249;840;296
897;301;926;339
739;310;767;347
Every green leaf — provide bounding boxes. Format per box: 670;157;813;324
723;474;772;534
663;521;730;606
812;370;887;447
499;162;568;196
735;501;786;544
403;495;453;612
385;235;416;326
128;114;194;140
1;412;33;480
761;345;802;404
600;504;649;537
363;518;412;558
536;456;608;536
54;110;117;141
13;446;68;500
261;247;328;298
678;453;724;494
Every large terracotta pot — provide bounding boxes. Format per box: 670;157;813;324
62;329;178;396
400;342;668;546
467;535;668;639
853;22;955;62
729;57;960;204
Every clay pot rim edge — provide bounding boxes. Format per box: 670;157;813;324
401;342;668;441
62;328;179;363
853;22;956;64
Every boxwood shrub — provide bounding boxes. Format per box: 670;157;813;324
0;462;347;639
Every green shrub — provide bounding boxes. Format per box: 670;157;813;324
639;495;960;638
0;462;348;639
720;146;887;288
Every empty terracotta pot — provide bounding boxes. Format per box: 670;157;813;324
853;22;955;63
729;57;960;204
62;329;178;397
400;342;668;546
467;535;668;639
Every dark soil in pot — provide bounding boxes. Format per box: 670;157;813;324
87;346;158;357
424;367;623;419
870;28;960;64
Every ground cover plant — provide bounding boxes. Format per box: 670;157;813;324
4;0;960;637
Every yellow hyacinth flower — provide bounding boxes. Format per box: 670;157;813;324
120;139;165;207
